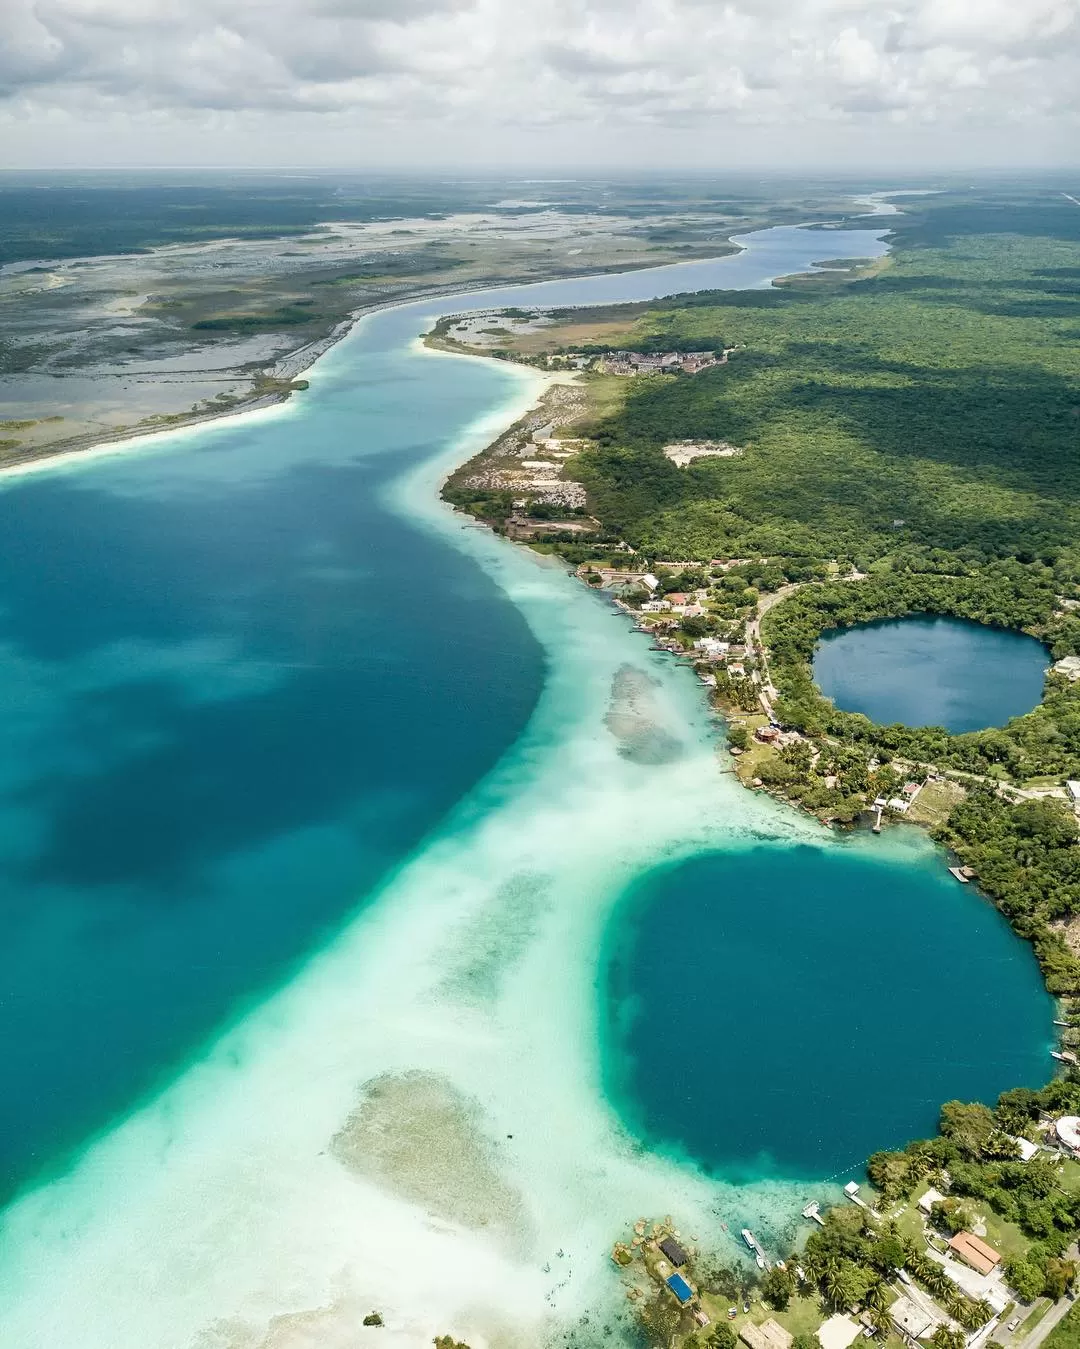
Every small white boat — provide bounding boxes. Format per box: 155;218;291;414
741;1228;756;1251
756;1255;766;1269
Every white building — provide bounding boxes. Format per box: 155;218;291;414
1053;1116;1080;1156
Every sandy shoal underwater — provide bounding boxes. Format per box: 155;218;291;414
0;289;946;1349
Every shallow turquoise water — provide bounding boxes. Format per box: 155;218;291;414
0;218;1044;1212
607;841;1052;1186
814;616;1049;732
0;216;1061;1349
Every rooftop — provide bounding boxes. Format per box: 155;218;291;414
817;1315;861;1349
949;1230;1000;1275
740;1319;794;1349
1056;1116;1080;1150
889;1296;934;1339
659;1236;689;1267
918;1186;946;1213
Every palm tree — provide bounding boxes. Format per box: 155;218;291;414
869;1307;892;1341
864;1280;891;1315
823;1264;857;1311
932;1326;966;1349
928;1270;955;1302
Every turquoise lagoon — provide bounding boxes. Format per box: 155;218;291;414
0;221;1053;1348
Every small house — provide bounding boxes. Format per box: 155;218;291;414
948;1230;1000;1276
1068;781;1080;803
889;1296;934;1340
740;1319;793;1349
1010;1135;1040;1162
659;1236;689;1267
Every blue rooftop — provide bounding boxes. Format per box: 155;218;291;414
666;1273;693;1304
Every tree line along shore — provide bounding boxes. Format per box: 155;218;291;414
435;188;1080;1349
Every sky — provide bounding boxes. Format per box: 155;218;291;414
1;0;1079;172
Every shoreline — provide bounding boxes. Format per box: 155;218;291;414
0;199;1062;1349
0;242;750;483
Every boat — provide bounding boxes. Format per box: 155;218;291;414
741;1229;756;1251
755;1255;766;1270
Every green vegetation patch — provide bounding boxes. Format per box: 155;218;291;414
566;231;1080;563
191;303;320;331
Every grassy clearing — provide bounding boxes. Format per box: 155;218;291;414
906;779;967;828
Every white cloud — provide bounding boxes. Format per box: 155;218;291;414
0;0;1078;166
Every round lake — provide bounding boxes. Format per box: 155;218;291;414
813;616;1049;732
605;842;1053;1185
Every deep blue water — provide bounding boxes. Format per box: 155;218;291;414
9;215;1036;1205
814;616;1049;732
607;844;1052;1183
0;389;545;1193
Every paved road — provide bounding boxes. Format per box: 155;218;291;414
1020;1295;1074;1349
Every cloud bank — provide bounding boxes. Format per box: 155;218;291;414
1;0;1078;169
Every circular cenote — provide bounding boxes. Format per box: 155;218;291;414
812;615;1049;732
605;838;1053;1183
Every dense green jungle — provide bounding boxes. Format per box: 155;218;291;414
541;187;1080;998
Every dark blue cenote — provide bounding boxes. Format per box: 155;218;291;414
606;844;1052;1183
813;616;1049;732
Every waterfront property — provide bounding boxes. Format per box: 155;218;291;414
659;1236;689;1266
